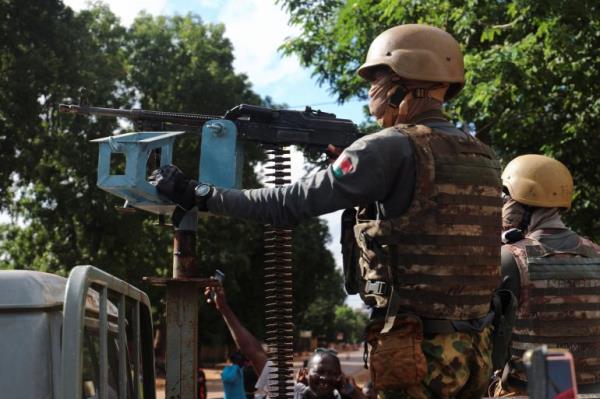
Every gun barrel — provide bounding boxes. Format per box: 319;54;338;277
59;104;138;118
58;104;84;114
58;103;222;127
59;102;360;148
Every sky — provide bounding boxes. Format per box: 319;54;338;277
63;0;367;308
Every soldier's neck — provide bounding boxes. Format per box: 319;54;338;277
410;109;448;124
397;100;446;124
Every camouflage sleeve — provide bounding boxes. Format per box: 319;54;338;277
207;128;415;226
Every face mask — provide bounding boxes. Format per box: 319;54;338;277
375;104;399;127
502;196;528;232
368;73;405;127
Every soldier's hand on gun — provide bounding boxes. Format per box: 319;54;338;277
326;144;343;164
149;164;198;210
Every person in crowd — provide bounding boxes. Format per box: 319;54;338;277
222;351;247;399
206;283;366;399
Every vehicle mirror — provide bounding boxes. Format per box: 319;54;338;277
524;346;577;399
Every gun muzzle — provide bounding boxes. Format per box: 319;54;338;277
58;104;82;114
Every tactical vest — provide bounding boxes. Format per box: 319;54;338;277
506;235;600;384
354;124;502;320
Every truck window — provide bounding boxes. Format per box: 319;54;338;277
81;327;133;399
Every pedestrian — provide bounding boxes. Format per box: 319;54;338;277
292;348;360;399
205;283;365;399
494;154;600;395
222;351;247;399
205;283;269;379
152;23;503;398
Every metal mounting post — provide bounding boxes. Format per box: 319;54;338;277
166;209;199;399
140;119;242;399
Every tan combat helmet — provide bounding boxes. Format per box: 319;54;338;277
357;24;465;100
502;154;574;209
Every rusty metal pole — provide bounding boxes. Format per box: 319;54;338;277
166;209;199;399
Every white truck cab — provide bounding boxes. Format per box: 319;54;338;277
0;266;156;399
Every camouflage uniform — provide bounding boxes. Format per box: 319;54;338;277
381;327;493;399
502;233;600;390
354;125;502;317
356;124;501;399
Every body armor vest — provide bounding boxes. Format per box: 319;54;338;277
354;124;502;320
506;235;600;384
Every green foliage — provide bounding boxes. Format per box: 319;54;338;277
334;304;368;343
127;12;260;114
0;0;345;346
301;298;339;341
279;0;600;239
0;2;131;275
293;218;346;337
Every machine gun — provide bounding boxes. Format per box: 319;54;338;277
59;101;360;216
59;103;359;152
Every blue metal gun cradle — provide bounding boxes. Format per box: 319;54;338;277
91;120;242;215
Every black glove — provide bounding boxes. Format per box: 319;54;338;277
149;164;198;211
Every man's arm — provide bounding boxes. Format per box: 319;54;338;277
206;129;416;226
153;128;416;227
206;284;269;375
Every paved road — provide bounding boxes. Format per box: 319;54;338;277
338;349;368;382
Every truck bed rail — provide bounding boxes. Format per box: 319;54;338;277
60;265;156;399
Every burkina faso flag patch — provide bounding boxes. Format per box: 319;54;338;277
332;154;354;178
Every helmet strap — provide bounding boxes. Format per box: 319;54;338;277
388;85;408;107
374;83;404;127
501;206;533;244
518;206;533;233
413;88;428;98
410;84;448;102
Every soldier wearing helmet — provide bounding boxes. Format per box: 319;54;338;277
151;24;502;398
496;154;600;395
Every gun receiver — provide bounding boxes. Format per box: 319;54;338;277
59;103;360;150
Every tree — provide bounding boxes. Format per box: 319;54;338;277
0;2;130;274
334;304;368;344
0;1;346;350
278;0;600;239
293;217;346;338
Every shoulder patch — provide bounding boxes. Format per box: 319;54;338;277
332;153;354;178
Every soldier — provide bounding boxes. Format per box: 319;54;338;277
497;154;600;394
151;24;502;398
